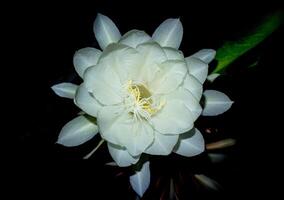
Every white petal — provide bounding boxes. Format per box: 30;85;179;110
152;18;183;49
173;128;205;157
149;60;187;94
151;90;196;135
57;115;98;147
74;84;102;117
73;47;102;78
145;131;178;155
93;13;121;49
202;90;233;116
191;49;216;64
107;143;140;167
130;161;150;197
182;74;203;100
186;57;208;84
51;83;78;99
163;47;184;60
119;30;152;48
132;42;167;83
207;73;220;82
98;43;139;83
166;88;202;120
98;106;154;156
84;63;123;105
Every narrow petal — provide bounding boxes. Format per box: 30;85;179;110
73;47;102;78
173;128;205;157
151;89;196;135
185;57;208;84
107;143;140;167
191;49;216;64
163;47;184;60
57;115;98;147
202;90;233;116
130;161;150;197
207;73;220;82
74;84;102;117
182;74;203;100
119;30;152;48
149;60;187;94
152;18;183;49
93;13;121;49
98;106;154;156
145;131;178;155
84;63;123;105
51;83;78;99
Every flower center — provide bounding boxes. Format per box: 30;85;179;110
125;80;164;120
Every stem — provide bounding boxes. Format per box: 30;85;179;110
83;139;105;159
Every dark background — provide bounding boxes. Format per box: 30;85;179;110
7;1;283;199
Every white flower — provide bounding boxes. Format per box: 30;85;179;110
51;14;233;196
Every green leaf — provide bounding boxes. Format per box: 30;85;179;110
213;11;284;74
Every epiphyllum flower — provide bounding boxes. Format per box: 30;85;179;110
52;14;233;197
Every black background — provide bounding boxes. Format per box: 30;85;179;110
7;1;283;199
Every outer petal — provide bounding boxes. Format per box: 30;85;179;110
107;143;140;167
73;47;102;78
186;57;208;84
151;90;196;135
152;18;183;49
145;131;178;155
182;74;203;100
98;106;154;156
51;83;78;99
93;13;121;49
202;90;233;116
149;60;187;94
130;42;167;83
173;128;205;157
191;49;216;64
84;62;123;105
57;115;98;147
119;30;152;48
163;47;184;60
130;161;150;197
74;84;102;117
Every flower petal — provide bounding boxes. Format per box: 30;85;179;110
84;62;123;105
191;49;216;64
207;73;220;82
149;60;187;94
145;131;178;155
51;83;78;99
98;106;154;156
202;90;233;116
130;161;150;197
152;18;183;49
151;90;195;135
73;47;102;78
57;115;98;147
173;128;205;157
119;30;152;48
93;13;121;49
186;57;208;84
182;74;203;100
98;43;139;83
166;88;202;120
132;42;167;83
163;47;184;60
74;84;102;117
107;143;140;167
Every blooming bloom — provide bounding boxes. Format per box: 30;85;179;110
52;14;233;197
